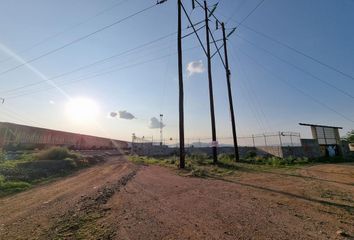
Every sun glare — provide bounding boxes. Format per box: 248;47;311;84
66;97;99;124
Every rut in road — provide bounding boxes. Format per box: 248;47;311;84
44;164;139;240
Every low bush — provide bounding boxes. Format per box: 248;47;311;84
0;181;31;195
187;152;210;164
0;173;31;196
35;147;79;161
0;148;105;197
245;151;257;159
0;151;5;162
313;156;353;163
190;167;208;178
218;153;234;162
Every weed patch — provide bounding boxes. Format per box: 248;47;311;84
0;147;104;197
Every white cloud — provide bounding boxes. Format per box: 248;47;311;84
109;110;135;120
186;60;205;77
109;112;118;118
149;117;165;129
49;100;55;105
118;110;135;120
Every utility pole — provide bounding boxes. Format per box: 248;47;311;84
221;22;239;161
204;0;217;164
177;0;185;168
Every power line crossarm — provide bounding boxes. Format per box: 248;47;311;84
180;2;207;56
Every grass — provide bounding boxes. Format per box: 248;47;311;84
128;152;354;179
0;147;102;197
128;153;239;178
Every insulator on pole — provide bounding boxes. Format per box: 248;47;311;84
227;27;237;38
208;2;218;17
157;0;167;4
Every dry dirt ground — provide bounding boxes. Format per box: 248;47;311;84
0;156;353;240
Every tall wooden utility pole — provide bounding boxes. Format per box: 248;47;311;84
221;22;239;161
204;0;217;164
177;0;185;168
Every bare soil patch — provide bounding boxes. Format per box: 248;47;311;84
0;157;353;239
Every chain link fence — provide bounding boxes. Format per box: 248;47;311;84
132;132;302;148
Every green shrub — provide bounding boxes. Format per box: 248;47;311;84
188;152;209;160
35;147;79;161
190;167;208;178
294;157;310;164
0;151;5;162
0;181;31;195
245;151;257;159
218;153;234;162
64;158;78;168
187;152;210;165
262;157;284;167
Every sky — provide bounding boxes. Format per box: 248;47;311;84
0;0;353;145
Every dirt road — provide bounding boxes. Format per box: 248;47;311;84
0;156;353;239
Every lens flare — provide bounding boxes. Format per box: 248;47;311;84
66;97;99;124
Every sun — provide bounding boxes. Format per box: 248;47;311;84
66;97;99;124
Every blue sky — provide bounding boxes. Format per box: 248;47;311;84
0;0;353;144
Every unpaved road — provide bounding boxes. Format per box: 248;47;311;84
0;156;353;240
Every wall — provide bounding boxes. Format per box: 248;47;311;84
0;122;128;150
132;141;324;159
300;139;322;158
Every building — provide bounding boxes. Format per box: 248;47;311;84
299;123;343;156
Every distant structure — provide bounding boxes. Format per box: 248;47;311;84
299;123;343;156
160;114;163;146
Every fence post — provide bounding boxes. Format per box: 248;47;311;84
278;132;283;158
263;134;267;147
290;134;293;146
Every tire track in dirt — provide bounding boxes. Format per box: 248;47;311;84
44;166;139;240
0;156;138;240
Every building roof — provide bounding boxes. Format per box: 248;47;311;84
299;123;343;129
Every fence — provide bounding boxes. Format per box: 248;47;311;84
132;132;301;148
131;132;307;158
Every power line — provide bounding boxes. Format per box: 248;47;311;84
0;0;130;65
0;104;46;127
235;0;265;27
5;45;199;100
0;3;161;78
225;0;248;23
6;55;172;99
159;33;175;113
235;46;354;124
230;47;273;132
220;1;354;82
234;23;354;81
236;34;354;100
230;47;269;132
0;31;176;95
180;2;207;55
